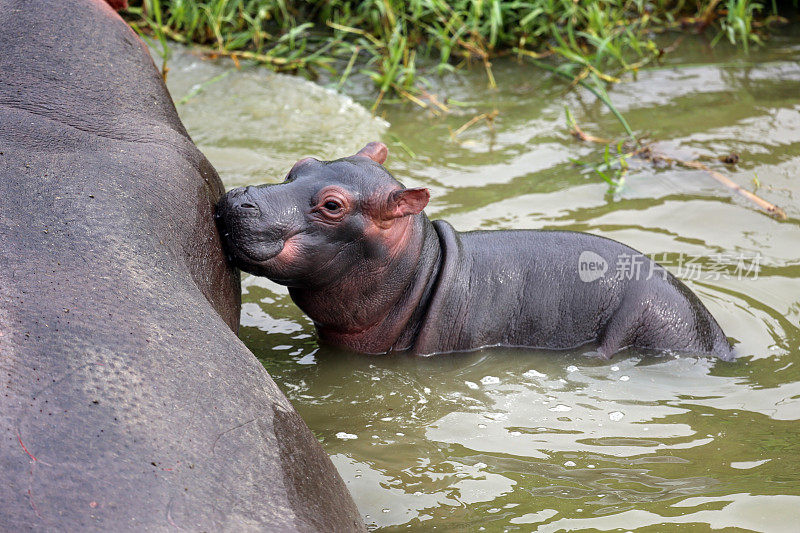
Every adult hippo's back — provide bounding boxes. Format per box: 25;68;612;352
0;0;363;530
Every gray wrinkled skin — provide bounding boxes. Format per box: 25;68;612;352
217;148;733;360
0;1;364;530
414;221;733;359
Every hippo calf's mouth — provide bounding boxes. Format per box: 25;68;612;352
215;215;285;266
239;240;284;263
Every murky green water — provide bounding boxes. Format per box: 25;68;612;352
162;32;800;531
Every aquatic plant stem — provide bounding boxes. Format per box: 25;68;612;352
567;114;787;220
526;58;635;140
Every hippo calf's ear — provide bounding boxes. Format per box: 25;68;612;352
286;157;315;179
290;157;314;171
355;142;388;165
384;188;430;219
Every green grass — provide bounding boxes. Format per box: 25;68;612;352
124;0;791;109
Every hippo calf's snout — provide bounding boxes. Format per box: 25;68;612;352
218;142;733;359
218;186;261;216
216;185;297;268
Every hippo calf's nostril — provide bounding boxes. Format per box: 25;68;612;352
234;199;261;216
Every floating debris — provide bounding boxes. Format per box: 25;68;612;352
523;369;547;379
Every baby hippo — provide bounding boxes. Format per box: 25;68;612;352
216;142;733;359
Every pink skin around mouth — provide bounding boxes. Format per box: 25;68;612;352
275;234;301;263
239;233;301;266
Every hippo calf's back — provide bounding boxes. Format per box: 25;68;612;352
413;222;733;358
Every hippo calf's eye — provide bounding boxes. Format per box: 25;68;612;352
313;188;349;220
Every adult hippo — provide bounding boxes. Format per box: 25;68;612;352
216;143;733;360
0;0;363;530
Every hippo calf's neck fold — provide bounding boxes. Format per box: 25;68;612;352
289;213;443;353
218;143;733;360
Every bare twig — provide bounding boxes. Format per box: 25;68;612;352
450;110;499;139
570;122;611;144
456;38;496;89
197;48;303;67
670;158;787;220
418;89;450;113
392;84;434;112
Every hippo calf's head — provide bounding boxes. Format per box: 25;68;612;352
215;142;430;289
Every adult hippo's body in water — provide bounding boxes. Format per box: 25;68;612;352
217;143;733;360
0;0;363;530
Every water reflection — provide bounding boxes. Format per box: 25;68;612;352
239;273;799;530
